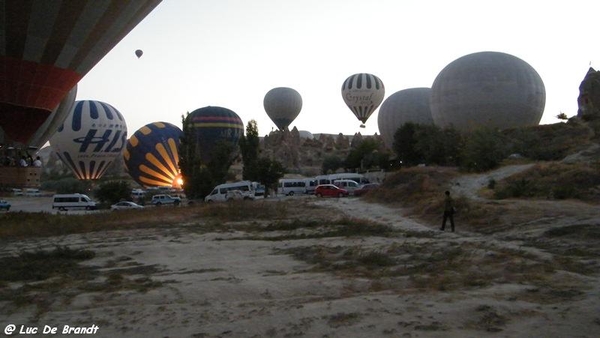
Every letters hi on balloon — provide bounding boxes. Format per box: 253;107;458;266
50;100;128;180
341;73;385;128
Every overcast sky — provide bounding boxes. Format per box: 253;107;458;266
76;0;600;137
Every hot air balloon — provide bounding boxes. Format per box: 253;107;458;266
0;0;161;146
135;49;144;58
341;73;385;128
185;106;244;163
430;51;545;131
50;100;128;180
264;87;302;131
377;88;434;149
26;85;78;150
124;122;183;188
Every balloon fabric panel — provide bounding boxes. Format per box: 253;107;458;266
50;100;128;180
124;122;182;187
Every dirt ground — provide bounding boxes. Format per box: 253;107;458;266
1;167;599;337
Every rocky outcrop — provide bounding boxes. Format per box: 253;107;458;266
577;67;600;120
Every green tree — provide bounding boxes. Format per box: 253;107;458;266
255;157;285;197
94;181;130;204
239;120;260;180
179;113;240;200
345;138;379;171
322;155;343;174
179;113;203;199
460;128;508;172
393;122;421;166
415;124;462;166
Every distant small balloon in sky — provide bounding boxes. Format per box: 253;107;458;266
135;49;143;58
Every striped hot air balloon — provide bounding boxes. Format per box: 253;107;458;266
341;73;385;128
186;106;244;163
124;122;183;188
26;85;78;150
50;100;128;180
0;0;161;145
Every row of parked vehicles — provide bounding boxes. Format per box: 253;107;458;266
10;173;378;213
277;173;379;197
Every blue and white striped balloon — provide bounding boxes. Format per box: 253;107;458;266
50;100;128;180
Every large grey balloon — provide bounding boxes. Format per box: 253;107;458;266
264;87;303;130
430;51;545;131
27;84;78;149
377;88;433;149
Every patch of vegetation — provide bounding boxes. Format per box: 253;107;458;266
0;247;167;319
235;218;394;241
324;312;362;328
279;239;591;297
494;162;600;202
502;121;593;161
0;246;95;282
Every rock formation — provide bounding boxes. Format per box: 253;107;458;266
577;67;600;120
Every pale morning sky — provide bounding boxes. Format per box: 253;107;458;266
76;0;600;137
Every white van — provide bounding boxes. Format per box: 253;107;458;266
277;179;308;196
52;193;97;211
332;179;360;195
24;188;41;197
314;173;368;186
205;181;257;202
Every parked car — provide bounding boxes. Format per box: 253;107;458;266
315;184;349;198
151;194;181;206
111;201;144;210
353;183;381;197
0;200;10;211
24;188;42;197
333;179;361;195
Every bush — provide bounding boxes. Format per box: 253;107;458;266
95;181;131;204
460;128;508;172
494;162;600;202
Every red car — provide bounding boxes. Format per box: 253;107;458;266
315;184;349;198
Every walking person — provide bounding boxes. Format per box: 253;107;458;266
440;190;455;232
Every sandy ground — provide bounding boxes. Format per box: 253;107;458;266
1;167;600;337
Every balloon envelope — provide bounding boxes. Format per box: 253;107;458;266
377;88;434;149
124;122;183;188
26;85;78;150
186;106;244;163
135;49;143;58
264;87;302;130
341;73;385;125
50;100;128;180
430;51;545;131
0;0;160;144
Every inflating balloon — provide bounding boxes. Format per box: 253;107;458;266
26;85;78;150
50;100;128;180
185;106;244;163
124;122;183;188
341;73;385;128
264;87;302;131
0;0;160;145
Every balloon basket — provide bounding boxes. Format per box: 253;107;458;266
360;124;366;128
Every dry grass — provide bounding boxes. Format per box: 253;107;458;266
493;162;600;202
0;246;168;319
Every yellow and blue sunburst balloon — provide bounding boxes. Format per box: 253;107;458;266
124;122;183;188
